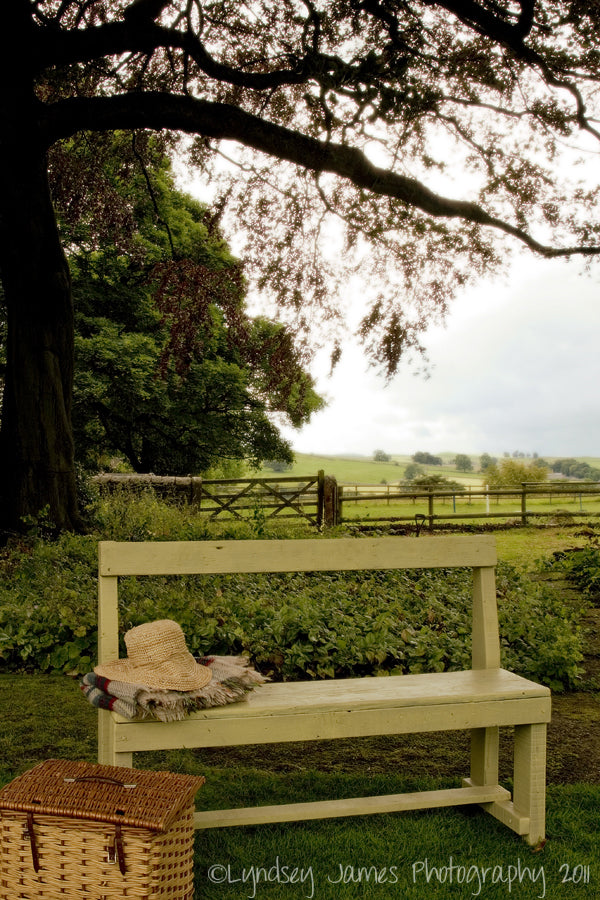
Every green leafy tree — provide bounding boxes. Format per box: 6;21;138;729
480;453;497;472
373;449;391;463
412;452;443;466
485;459;548;487
551;458;600;480
408;474;466;492
2;2;600;530
403;462;424;481
454;454;473;472
66;134;322;474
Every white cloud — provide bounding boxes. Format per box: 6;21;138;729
280;256;600;458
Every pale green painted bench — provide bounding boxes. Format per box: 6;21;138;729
97;535;550;844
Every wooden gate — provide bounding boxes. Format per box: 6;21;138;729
93;472;332;527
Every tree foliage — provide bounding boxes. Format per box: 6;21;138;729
480;452;498;472
2;0;600;530
454;453;473;472
23;1;600;362
551;458;600;480
406;473;466;491
485;458;548;486
58;132;323;474
412;451;443;466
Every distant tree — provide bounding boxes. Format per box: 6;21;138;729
454;454;473;472
485;459;548;487
407;474;465;492
412;452;443;466
480;453;497;472
264;460;294;473
374;449;392;463
551;459;600;480
403;462;424;481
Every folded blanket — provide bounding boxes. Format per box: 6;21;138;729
81;656;267;722
80;673;140;719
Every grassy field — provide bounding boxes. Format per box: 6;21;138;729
252;453;600;529
257;452;482;486
257;452;600;487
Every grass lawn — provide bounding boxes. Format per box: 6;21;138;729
0;676;598;899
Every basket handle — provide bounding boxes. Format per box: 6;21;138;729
63;775;137;789
25;811;40;873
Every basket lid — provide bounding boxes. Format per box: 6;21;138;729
0;760;204;832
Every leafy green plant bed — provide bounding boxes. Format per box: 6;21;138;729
546;546;600;603
0;492;584;690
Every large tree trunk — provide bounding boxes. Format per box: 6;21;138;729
0;12;80;533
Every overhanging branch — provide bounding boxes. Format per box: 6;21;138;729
42;91;600;260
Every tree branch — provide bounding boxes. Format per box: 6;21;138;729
42;91;600;259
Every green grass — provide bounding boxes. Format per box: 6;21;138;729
194;792;599;899
494;528;592;568
1;676;598;900
256;452;482;487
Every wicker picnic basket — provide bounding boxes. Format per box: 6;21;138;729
0;759;204;900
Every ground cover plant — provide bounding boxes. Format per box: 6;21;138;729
546;546;600;604
0;492;584;691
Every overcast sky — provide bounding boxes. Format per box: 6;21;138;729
277;255;600;459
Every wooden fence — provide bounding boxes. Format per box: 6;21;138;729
92;471;338;527
92;473;600;530
335;481;600;528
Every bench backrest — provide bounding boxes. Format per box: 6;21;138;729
97;535;499;672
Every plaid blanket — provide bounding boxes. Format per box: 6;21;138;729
81;656;266;722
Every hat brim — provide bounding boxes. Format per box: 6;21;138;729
94;652;212;691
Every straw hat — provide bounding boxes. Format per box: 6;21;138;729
94;620;212;690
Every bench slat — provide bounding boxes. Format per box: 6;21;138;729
99;535;497;576
112;698;550;750
193;785;514;829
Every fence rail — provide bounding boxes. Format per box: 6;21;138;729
92;472;600;530
336;481;600;528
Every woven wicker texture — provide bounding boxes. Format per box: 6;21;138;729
0;759;204;831
0;806;196;899
94;619;212;690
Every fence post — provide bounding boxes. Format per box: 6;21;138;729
428;491;435;531
190;476;202;506
521;484;528;526
337;485;344;525
316;470;325;528
323;475;339;527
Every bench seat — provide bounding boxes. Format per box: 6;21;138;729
110;669;550;747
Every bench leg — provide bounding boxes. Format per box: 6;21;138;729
98;710;133;768
464;723;546;846
470;726;499;786
512;723;546;847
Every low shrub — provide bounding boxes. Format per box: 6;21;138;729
0;496;584;690
546;546;600;602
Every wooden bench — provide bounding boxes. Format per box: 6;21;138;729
97;535;551;844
